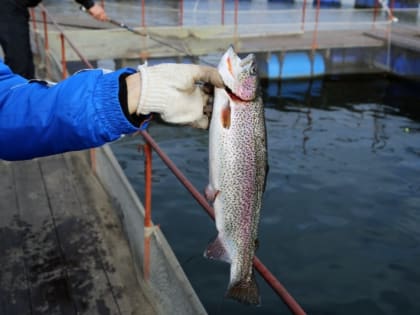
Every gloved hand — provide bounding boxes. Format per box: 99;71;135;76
136;63;224;129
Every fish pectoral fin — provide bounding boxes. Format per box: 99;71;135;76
204;185;219;203
203;236;230;263
226;272;260;306
221;100;231;129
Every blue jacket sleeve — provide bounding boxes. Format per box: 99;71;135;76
0;61;144;161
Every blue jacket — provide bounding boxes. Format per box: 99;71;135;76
0;60;145;161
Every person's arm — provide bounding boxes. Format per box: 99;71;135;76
0;61;223;161
0;63;139;161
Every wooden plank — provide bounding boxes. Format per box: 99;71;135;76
0;161;31;315
13;159;77;315
39;154;123;315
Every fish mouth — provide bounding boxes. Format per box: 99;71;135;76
225;86;247;102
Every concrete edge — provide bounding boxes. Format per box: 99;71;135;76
94;145;207;315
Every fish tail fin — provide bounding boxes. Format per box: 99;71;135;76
204;235;231;263
226;272;260;306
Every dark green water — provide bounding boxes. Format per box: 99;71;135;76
111;75;420;315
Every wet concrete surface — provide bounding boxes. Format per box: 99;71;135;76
0;152;156;315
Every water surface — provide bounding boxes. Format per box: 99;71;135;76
111;75;420;315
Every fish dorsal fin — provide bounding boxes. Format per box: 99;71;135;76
221;101;231;129
204;236;231;263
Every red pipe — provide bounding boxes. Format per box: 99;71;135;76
60;33;67;79
312;0;321;51
139;130;306;315
372;0;379;28
301;0;307;32
143;143;152;227
30;9;41;55
179;0;184;26
234;0;239;26
143;143;153;280
254;256;306;315
221;0;225;25
141;0;146;27
41;9;49;51
39;4;93;69
140;130;215;218
36;4;97;170
41;9;51;78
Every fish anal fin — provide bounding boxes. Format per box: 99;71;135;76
226;272;260;306
221;102;231;129
204;185;219;203
204;236;230;263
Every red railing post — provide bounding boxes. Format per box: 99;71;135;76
372;0;379;29
221;0;225;25
179;0;184;26
143;143;153;280
144;143;152;228
39;3;93;69
301;0;307;32
139;130;307;314
30;8;41;55
41;8;51;78
234;0;239;26
312;0;321;51
60;33;67;79
41;10;48;51
141;0;146;28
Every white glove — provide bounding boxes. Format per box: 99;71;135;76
137;63;223;128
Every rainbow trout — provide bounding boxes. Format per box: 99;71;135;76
205;47;268;305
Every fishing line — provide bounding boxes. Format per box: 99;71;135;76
80;7;214;66
180;253;203;267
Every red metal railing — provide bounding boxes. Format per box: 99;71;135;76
143;142;153;281
139;131;307;315
33;3;94;76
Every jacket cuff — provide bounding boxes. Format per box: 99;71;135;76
93;68;142;139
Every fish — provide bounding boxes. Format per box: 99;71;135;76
204;46;268;306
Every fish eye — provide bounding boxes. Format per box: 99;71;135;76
249;62;257;75
249;65;257;75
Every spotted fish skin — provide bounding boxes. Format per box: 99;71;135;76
205;47;268;306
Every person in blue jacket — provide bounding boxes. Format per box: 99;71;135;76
0;60;223;161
